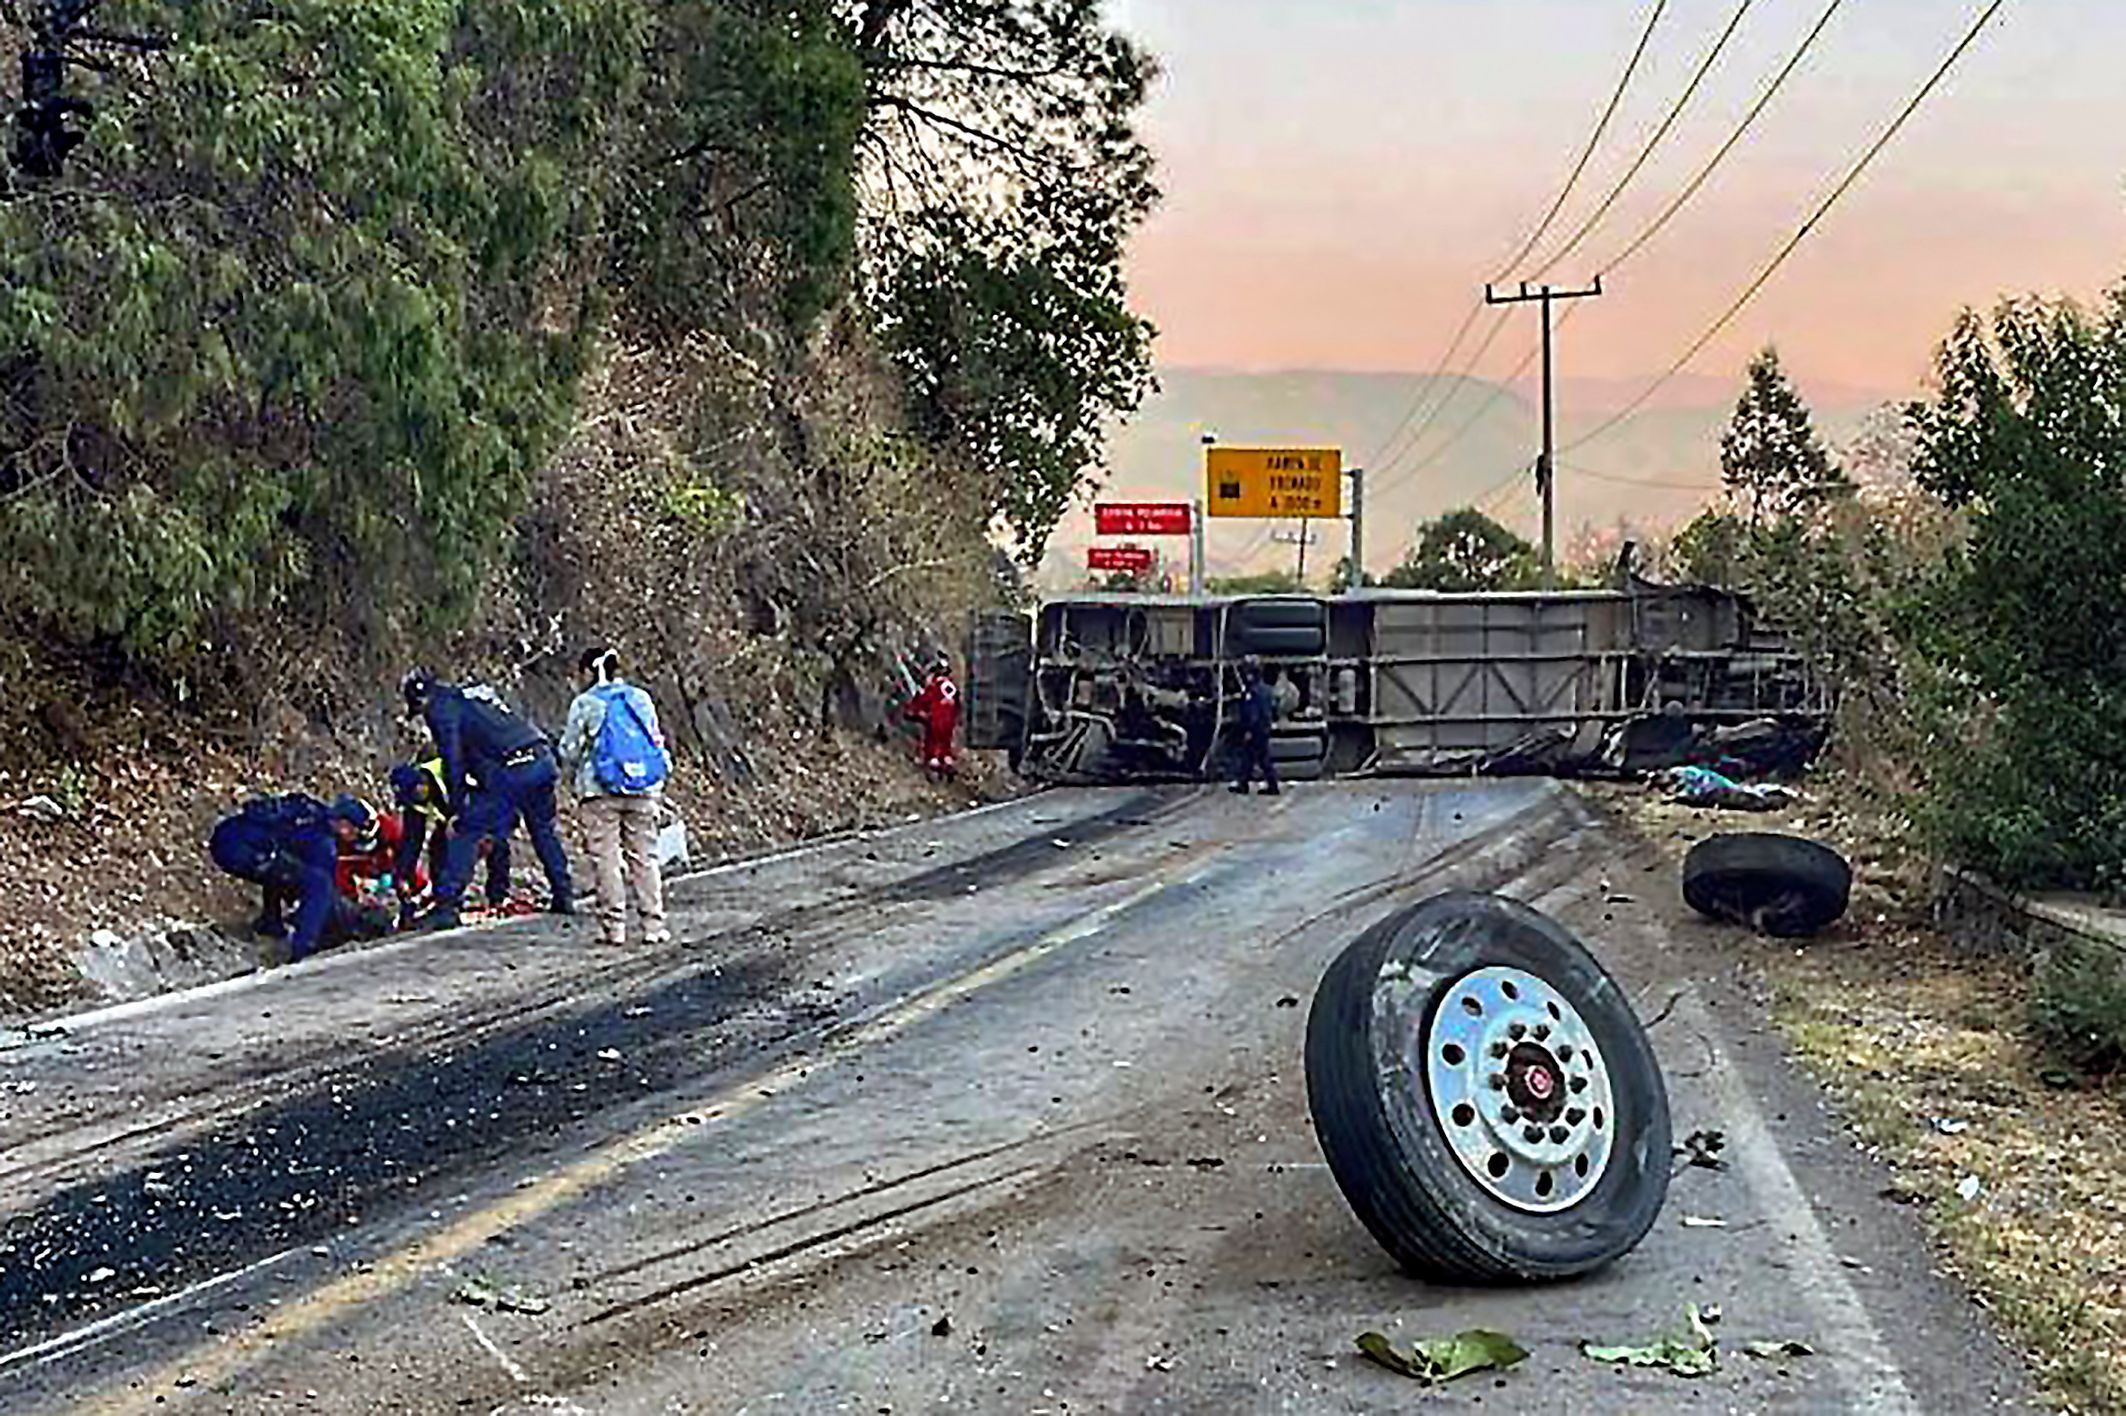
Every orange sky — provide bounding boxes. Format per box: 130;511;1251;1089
1114;0;2124;400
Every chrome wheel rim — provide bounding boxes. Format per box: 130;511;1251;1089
1423;965;1616;1213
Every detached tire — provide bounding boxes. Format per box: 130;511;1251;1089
1682;832;1851;938
1305;893;1671;1282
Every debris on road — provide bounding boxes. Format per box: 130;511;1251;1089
1743;1339;1817;1359
450;1277;550;1316
1355;1328;1529;1385
1931;1116;1971;1136
1582;1303;1719;1377
1678;1129;1728;1170
1307;892;1672;1282
1682;1214;1726;1228
930;1315;952;1338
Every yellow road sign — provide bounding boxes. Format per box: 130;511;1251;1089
1205;447;1343;519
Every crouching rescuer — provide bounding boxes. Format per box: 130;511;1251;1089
401;669;574;930
209;793;379;961
559;647;673;947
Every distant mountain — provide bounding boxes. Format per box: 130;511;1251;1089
1038;366;1898;588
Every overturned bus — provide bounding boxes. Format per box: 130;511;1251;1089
962;579;1828;784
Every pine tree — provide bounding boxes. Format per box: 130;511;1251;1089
1719;347;1850;522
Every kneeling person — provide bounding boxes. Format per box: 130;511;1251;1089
208;793;375;961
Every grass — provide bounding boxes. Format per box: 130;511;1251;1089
1595;782;2126;1414
1766;926;2126;1413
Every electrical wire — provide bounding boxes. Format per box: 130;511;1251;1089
1525;0;1758;284
1562;0;2012;456
1369;0;1885;496
1593;0;1847;279
1362;0;1673;473
1490;0;1673;282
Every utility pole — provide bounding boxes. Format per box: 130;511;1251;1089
1188;497;1206;594
1483;278;1603;589
1346;467;1365;593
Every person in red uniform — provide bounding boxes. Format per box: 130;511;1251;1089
327;796;426;904
903;654;961;778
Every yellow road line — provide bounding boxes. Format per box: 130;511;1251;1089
90;864;1201;1413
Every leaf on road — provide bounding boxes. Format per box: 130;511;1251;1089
1676;1130;1728;1170
1356;1329;1529;1384
1743;1339;1816;1359
1581;1304;1719;1377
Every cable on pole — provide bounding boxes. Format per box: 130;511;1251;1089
1525;0;1758;284
1362;0;1673;473
1562;0;2011;456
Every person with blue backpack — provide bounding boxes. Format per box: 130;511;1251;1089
557;646;672;947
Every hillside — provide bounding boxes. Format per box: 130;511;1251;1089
0;1;1154;1014
1041;366;1897;585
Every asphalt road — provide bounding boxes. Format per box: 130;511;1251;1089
0;780;2033;1414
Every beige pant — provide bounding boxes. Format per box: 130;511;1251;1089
579;794;669;945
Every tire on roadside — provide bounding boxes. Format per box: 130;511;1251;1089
1305;892;1671;1282
1681;832;1852;938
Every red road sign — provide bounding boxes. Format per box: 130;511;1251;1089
1095;502;1192;537
1087;544;1155;573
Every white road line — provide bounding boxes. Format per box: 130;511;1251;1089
461;1312;529;1385
1682;991;1921;1414
41;791;1095;1034
0;1245;301;1376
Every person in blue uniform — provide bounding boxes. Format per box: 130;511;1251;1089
400;670;574;929
1229;659;1281;797
388;757;512;927
208;793;375;960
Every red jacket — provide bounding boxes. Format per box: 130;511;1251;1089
336;812;425;900
904;673;960;758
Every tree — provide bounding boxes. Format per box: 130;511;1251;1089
1668;509;1750;587
1380;509;1539;592
853;0;1159;560
1720;347;1850;522
0;1;645;669
1900;294;2126;893
1330;556;1374;592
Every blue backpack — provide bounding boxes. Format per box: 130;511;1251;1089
590;684;670;794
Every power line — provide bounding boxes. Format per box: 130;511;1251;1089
1526;0;1758;284
1563;0;2011;456
1591;0;1847;278
1565;461;1720;491
1363;0;1672;473
1491;0;1674;282
1376;4;1777;495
